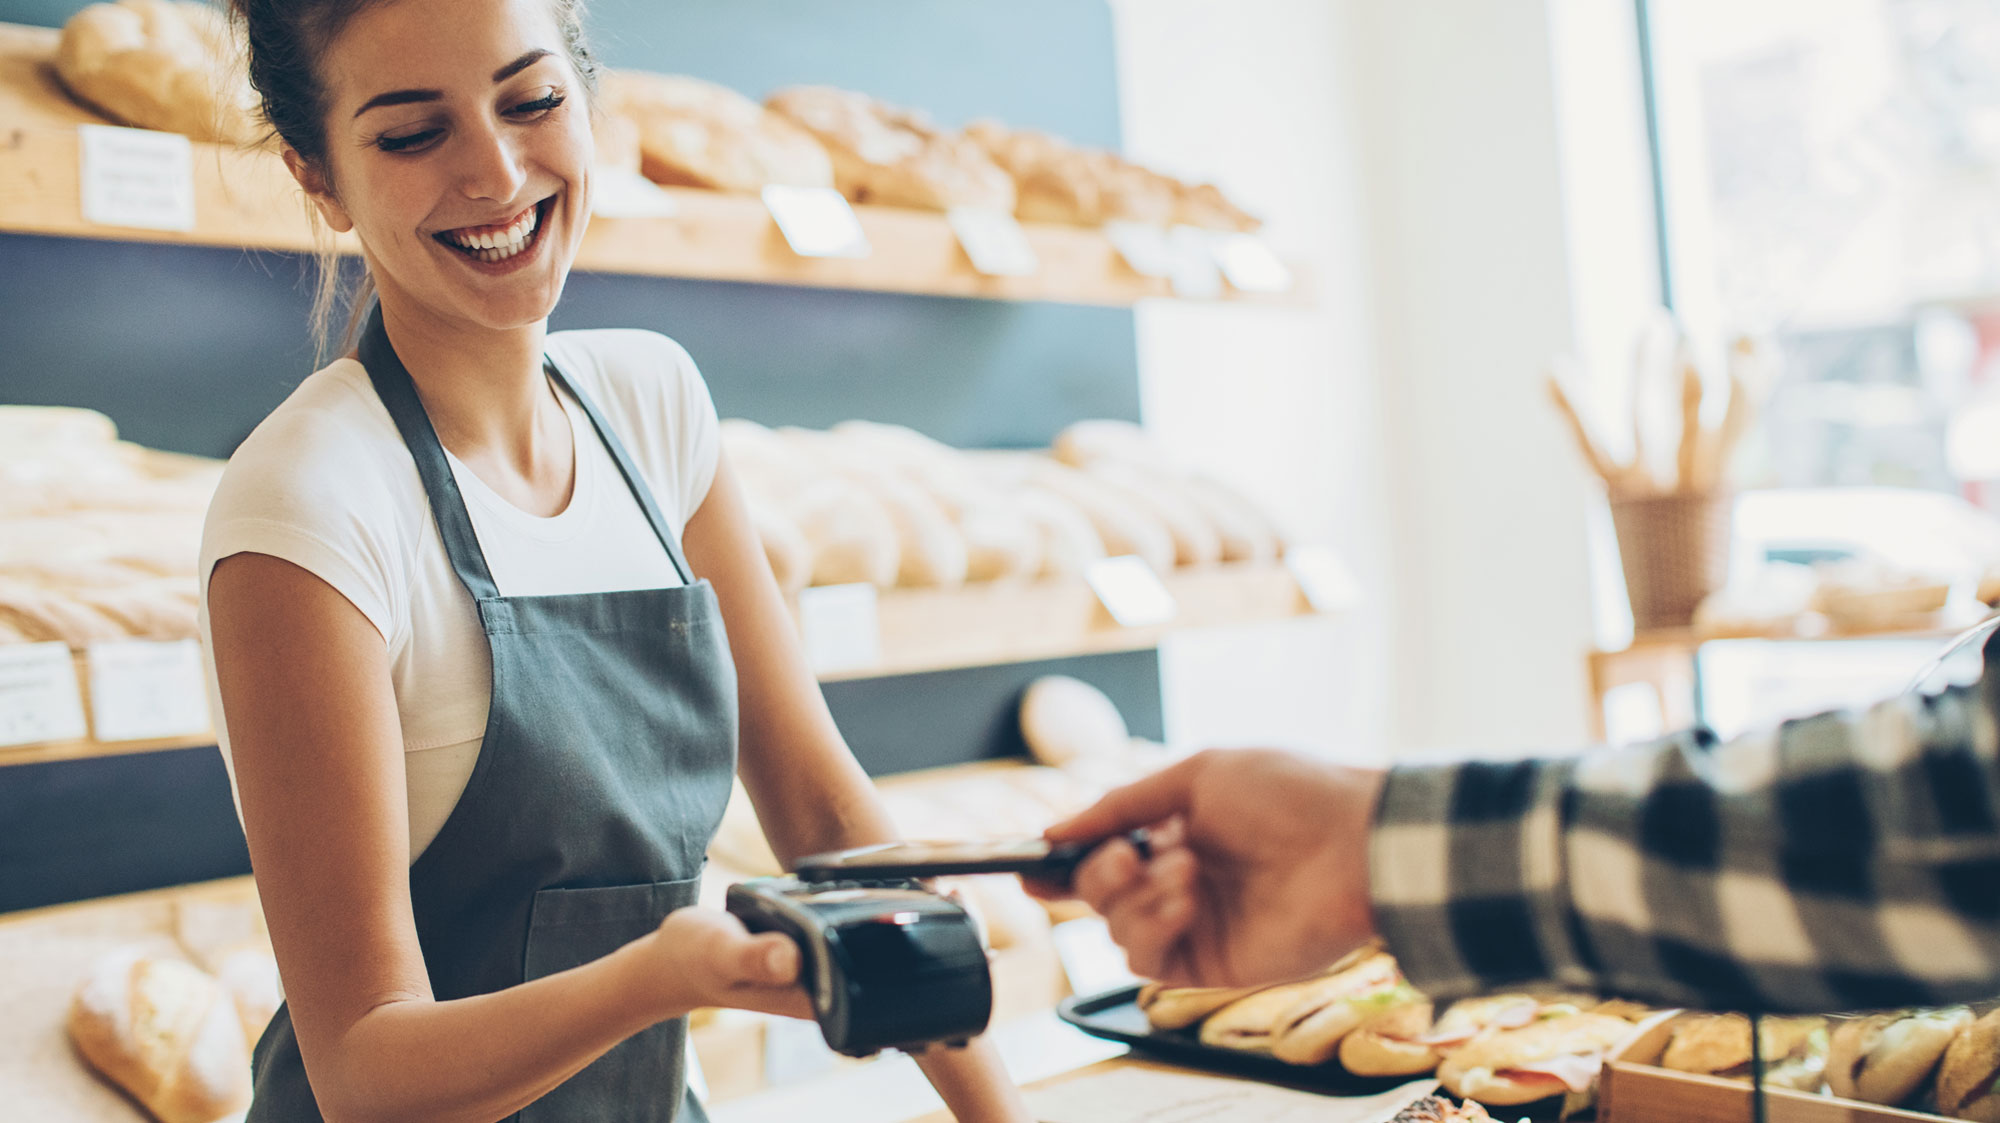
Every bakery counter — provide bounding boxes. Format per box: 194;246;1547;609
0;22;1303;309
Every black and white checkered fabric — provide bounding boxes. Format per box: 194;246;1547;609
1368;634;2000;1013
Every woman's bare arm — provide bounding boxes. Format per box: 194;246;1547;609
209;552;804;1123
683;452;1029;1123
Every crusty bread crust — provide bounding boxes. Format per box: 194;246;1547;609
1828;1009;1971;1106
68;949;252;1123
1435;1012;1634;1107
1937;1007;2000;1117
1338;1000;1440;1077
1137;982;1265;1032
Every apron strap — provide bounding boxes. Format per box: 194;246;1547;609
541;354;697;587
358;306;501;601
358;306;698;595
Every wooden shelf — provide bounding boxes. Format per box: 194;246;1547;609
1;562;1325;768
816;560;1319;682
0;22;1303;308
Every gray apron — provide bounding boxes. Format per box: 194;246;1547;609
246;308;737;1122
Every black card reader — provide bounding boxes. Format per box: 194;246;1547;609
725;877;993;1058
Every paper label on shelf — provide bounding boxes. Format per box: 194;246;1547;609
947;206;1039;276
761;1012;841;1085
0;642;89;748
588;167;680;219
1027;1068;1438;1123
78;124;196;232
1285;544;1360;613
1086;556;1177;628
1105;221;1175;279
1166;225;1223;299
87;640;210;743
762;184;870;259
1215;233;1293;293
798;583;882;674
1050;916;1140;997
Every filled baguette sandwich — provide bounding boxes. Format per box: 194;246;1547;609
1435;1011;1636;1107
1660;1013;1829;1091
1936;1007;2000;1122
1827;1007;1973;1107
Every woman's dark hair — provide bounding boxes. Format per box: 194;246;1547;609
225;0;599;354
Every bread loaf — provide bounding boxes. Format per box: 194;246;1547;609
56;0;258;145
69;949;253;1123
765;86;1015;212
1017;461;1175;575
1937;1007;2000;1121
1019;675;1129;768
601;71;833;193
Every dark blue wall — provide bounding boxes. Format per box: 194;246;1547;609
0;0;1157;911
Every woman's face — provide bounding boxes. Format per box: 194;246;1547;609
304;0;592;335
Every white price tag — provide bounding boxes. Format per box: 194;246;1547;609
947;206;1038;276
761;1011;840;1085
78;124;196;232
588;167;679;219
1104;221;1174;279
1050;916;1140;997
762;184;870;259
87;640;210;743
1215;233;1293;293
1166;225;1223;299
1286;544;1359;612
797;583;883;674
0;642;88;748
1085;556;1177;628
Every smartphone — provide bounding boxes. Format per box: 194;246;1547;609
792;829;1150;884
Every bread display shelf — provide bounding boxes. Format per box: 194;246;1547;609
0;23;1301;309
3;562;1323;767
812;560;1318;683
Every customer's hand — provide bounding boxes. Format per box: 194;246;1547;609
643;906;814;1021
1037;749;1385;989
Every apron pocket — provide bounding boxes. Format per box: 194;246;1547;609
520;874;703;1123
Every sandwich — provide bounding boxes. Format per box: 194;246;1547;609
1136;982;1266;1032
1659;1013;1828;1091
1272;975;1423;1066
1338;998;1441;1077
1826;1007;1973;1106
1199;952;1401;1057
1936;1007;2000;1122
1435;1011;1636;1107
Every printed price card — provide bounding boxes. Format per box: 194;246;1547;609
88;640;210;743
1166;224;1223;299
0;642;88;748
78;124;196;232
1215;233;1293;293
947;206;1039;276
1105;221;1175;279
797;583;882;674
1285;544;1360;613
762;185;871;259
1085;556;1177;628
588;167;680;219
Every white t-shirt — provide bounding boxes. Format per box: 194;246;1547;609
198;329;721;860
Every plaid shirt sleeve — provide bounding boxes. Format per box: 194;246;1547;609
1367;635;2000;1013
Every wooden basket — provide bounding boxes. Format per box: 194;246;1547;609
1609;492;1733;630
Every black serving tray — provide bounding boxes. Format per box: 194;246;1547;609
1057;984;1578;1120
1057;984;1421;1097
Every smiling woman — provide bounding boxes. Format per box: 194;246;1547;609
198;0;1030;1121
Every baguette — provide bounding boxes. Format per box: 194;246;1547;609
1827;1008;1972;1107
1137;982;1266;1031
69;949;253;1123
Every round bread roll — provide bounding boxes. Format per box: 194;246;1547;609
600;70;833;193
1019;675;1129;768
786;478;900;588
1827;1008;1973;1106
1337;998;1440;1077
1937;1007;2000;1122
1435;1012;1634;1107
56;0;258;145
